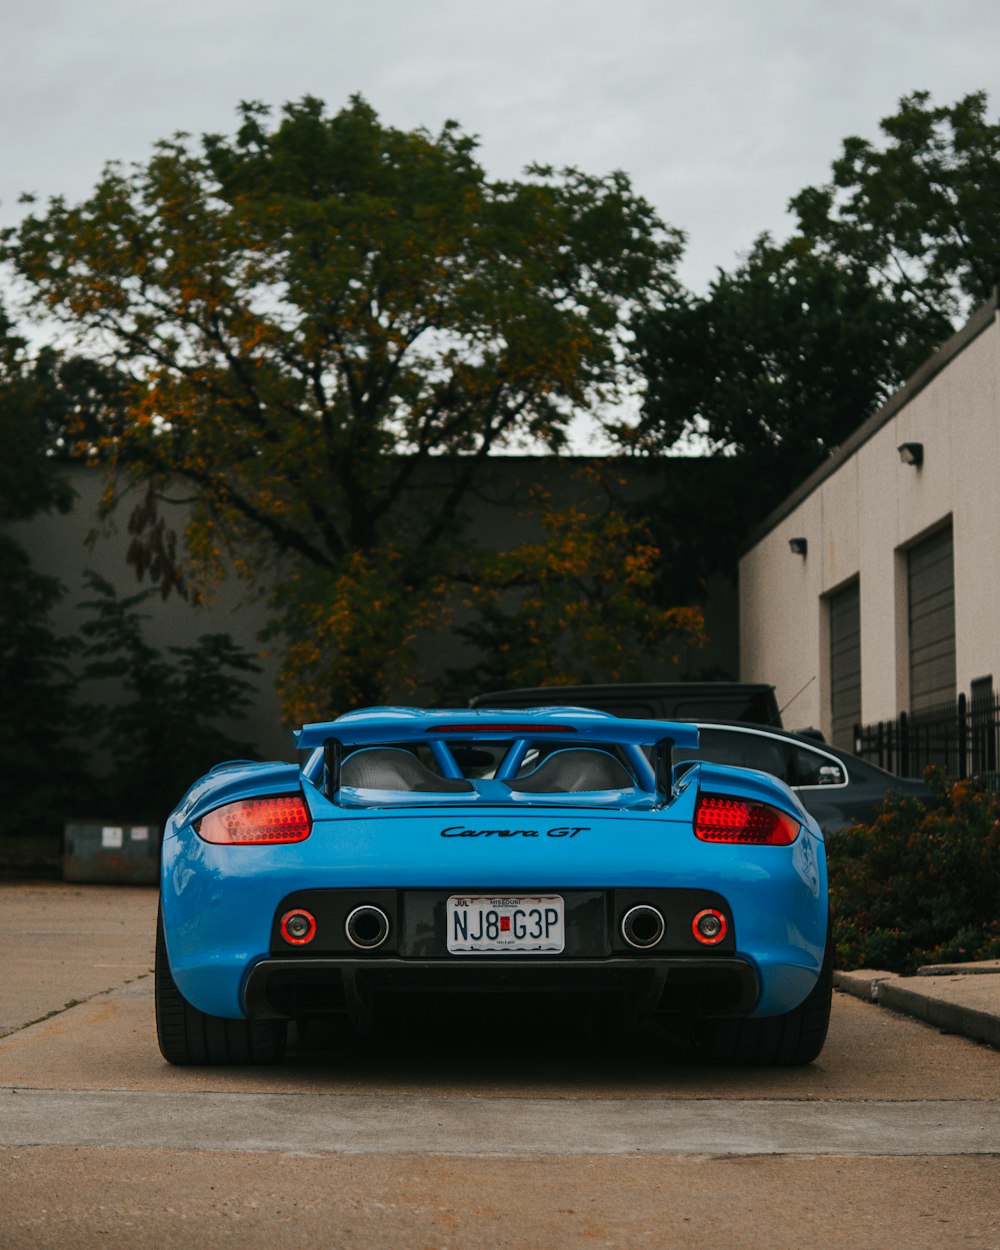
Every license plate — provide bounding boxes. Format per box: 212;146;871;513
446;895;565;954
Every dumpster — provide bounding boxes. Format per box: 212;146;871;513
63;821;161;884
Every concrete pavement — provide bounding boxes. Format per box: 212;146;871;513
2;882;997;1250
1;883;998;1052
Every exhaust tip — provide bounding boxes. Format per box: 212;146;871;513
621;904;665;949
345;904;390;950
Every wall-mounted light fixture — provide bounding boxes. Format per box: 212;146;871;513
788;537;808;556
898;441;924;467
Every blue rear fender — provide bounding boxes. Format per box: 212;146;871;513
677;763;828;1015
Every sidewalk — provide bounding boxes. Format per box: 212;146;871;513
834;961;1000;1049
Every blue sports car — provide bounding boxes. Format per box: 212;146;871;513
156;707;831;1066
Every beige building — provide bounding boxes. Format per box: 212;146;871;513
739;291;1000;747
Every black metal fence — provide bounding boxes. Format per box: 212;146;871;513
854;693;1000;786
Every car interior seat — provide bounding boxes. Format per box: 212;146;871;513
506;748;633;793
340;747;473;793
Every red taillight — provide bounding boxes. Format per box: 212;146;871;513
692;908;728;945
280;909;317;945
196;795;312;844
694;794;799;845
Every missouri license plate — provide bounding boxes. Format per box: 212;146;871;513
446;895;565;954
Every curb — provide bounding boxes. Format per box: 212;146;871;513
879;980;1000;1049
834;969;1000;1049
833;970;890;1003
917;960;1000;976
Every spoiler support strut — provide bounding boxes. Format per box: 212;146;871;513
655;737;675;797
324;738;342;797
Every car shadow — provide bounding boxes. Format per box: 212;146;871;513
277;999;826;1093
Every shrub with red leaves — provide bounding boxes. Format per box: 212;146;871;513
827;767;1000;972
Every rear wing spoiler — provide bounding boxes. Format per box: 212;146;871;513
295;707;700;752
296;708;699;799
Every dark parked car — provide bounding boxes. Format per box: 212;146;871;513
672;723;934;833
472;685;935;830
472;682;783;727
470;688;931;831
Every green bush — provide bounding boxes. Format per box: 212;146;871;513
0;539;88;846
828;767;1000;972
78;573;262;821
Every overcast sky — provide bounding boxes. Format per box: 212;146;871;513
2;1;1000;295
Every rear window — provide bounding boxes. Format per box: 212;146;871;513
674;730;848;788
789;747;847;787
675;729;792;784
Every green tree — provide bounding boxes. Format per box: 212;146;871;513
793;89;1000;324
442;472;704;695
0;303;76;518
0;543;83;849
630;90;1000;544
628;235;942;517
78;573;262;818
2;95;683;717
0;302;86;846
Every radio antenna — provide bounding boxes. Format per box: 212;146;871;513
776;675;816;722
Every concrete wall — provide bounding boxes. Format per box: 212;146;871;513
7;468;291;758
739;298;1000;738
8;456;739;760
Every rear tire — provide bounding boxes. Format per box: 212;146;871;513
155;905;287;1065
698;935;833;1066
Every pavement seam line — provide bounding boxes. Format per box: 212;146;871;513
0;970;152;1039
3;1090;999;1157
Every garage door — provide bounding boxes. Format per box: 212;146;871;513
829;580;861;750
908;525;956;714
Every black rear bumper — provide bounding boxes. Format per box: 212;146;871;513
243;954;760;1023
